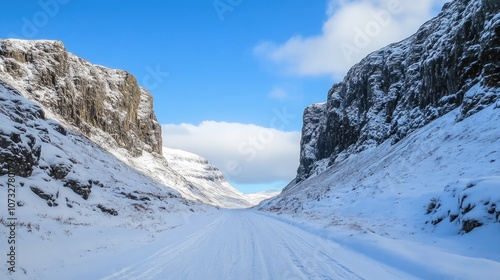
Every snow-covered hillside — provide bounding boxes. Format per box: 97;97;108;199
260;101;500;234
294;0;499;183
260;0;500;235
0;82;216;278
0;39;254;208
164;148;264;208
244;190;281;206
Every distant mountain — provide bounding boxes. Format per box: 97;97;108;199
260;0;500;234
0;39;253;208
165;148;264;208
244;190;281;206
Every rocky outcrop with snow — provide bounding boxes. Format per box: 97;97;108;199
0;82;207;228
261;0;500;234
426;177;500;233
295;0;499;183
0;39;255;209
0;39;161;156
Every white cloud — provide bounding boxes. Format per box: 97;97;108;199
162;121;301;185
254;0;449;79
268;86;289;100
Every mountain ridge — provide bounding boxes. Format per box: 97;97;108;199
164;148;279;208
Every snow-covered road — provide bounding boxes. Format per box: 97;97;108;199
99;211;413;280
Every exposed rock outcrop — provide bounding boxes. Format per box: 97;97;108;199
0;83;42;177
0;39;162;156
0;81;204;226
295;0;500;183
426;177;500;233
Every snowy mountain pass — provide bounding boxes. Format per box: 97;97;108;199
86;209;498;280
97;210;398;280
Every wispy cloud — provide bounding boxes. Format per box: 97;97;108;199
268;87;289;101
254;0;448;80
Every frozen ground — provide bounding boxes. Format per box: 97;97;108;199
13;210;499;280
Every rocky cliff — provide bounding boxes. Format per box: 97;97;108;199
0;39;161;156
0;80;206;224
295;0;499;183
0;39;258;209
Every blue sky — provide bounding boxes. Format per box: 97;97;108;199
1;0;332;129
1;0;446;193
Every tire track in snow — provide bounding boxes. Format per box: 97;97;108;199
100;211;400;279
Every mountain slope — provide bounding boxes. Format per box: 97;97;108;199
0;82;216;278
164;148;252;208
0;39;252;208
260;0;500;234
294;0;499;183
164;148;279;207
260;102;500;234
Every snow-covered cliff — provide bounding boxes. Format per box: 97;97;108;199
294;0;499;183
0;39;254;209
0;39;161;156
260;0;500;234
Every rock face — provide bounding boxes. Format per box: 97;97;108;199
0;83;42;178
0;39;259;209
0;82;202;224
295;0;500;183
0;39;161;156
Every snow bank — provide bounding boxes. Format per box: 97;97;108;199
427;177;500;233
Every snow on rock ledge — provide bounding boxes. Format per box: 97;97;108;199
427;177;500;233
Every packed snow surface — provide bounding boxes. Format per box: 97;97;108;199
16;210;500;280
